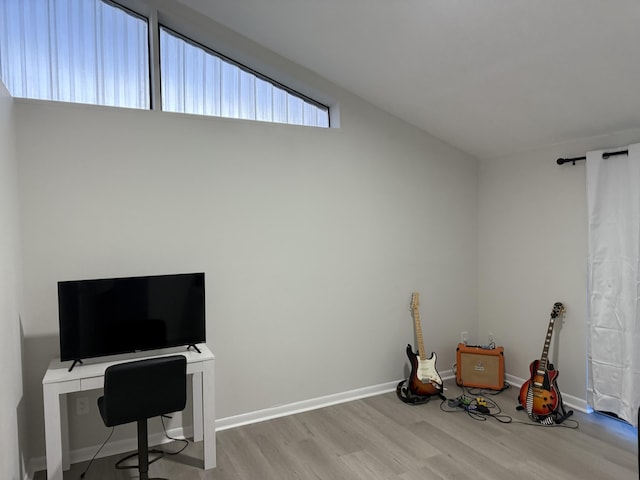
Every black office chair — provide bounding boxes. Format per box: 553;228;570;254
98;355;187;480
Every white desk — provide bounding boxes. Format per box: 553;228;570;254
42;344;215;480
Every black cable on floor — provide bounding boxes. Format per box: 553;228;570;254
79;427;114;479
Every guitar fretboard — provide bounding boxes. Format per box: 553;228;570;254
537;318;554;373
411;293;427;361
537;303;564;375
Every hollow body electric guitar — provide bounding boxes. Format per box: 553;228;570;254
406;292;443;396
518;302;565;420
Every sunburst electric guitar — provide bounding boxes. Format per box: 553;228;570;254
406;292;443;396
518;302;565;420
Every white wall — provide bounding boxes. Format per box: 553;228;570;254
9;0;640;472
0;82;26;478
15;83;478;461
478;128;640;405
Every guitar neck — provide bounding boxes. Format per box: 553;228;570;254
538;318;554;371
413;307;427;360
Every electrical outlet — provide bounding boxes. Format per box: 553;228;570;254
76;396;89;416
461;331;468;344
488;332;495;344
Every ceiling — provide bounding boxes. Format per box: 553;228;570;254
177;0;640;159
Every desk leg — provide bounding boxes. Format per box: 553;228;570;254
202;361;216;469
192;372;203;442
60;394;70;470
43;385;64;480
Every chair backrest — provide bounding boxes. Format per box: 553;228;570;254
100;355;187;427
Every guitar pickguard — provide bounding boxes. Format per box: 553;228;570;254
417;355;443;387
407;344;443;396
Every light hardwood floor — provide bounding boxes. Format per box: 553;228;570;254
36;379;638;479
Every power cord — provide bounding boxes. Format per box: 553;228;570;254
114;415;189;470
439;392;510;422
438;385;580;429
79;427;114;478
79;415;189;479
159;414;189;455
464;382;512;396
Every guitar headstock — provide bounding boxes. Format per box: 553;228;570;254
411;292;420;312
551;302;565;318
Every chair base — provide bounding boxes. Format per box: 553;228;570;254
115;449;164;470
112;423;172;480
116;418;173;480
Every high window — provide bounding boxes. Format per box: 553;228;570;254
0;0;330;127
0;0;149;109
160;27;329;127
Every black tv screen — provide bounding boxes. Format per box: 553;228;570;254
58;272;205;362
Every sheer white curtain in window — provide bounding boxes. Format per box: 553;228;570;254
586;142;640;426
159;27;329;127
0;0;149;108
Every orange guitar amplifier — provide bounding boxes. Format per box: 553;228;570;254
456;343;505;390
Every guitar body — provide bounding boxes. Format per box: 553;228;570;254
406;344;443;396
519;360;560;417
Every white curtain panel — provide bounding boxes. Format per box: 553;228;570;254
586;142;640;426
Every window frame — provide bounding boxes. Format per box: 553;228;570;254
157;25;330;127
0;0;151;109
0;0;333;127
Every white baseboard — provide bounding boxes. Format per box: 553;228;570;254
26;457;41;480
216;378;406;431
26;426;190;480
26;369;587;480
216;370;456;431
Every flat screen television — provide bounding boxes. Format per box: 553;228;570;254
58;272;205;368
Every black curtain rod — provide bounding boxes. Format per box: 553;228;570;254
556;149;629;165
